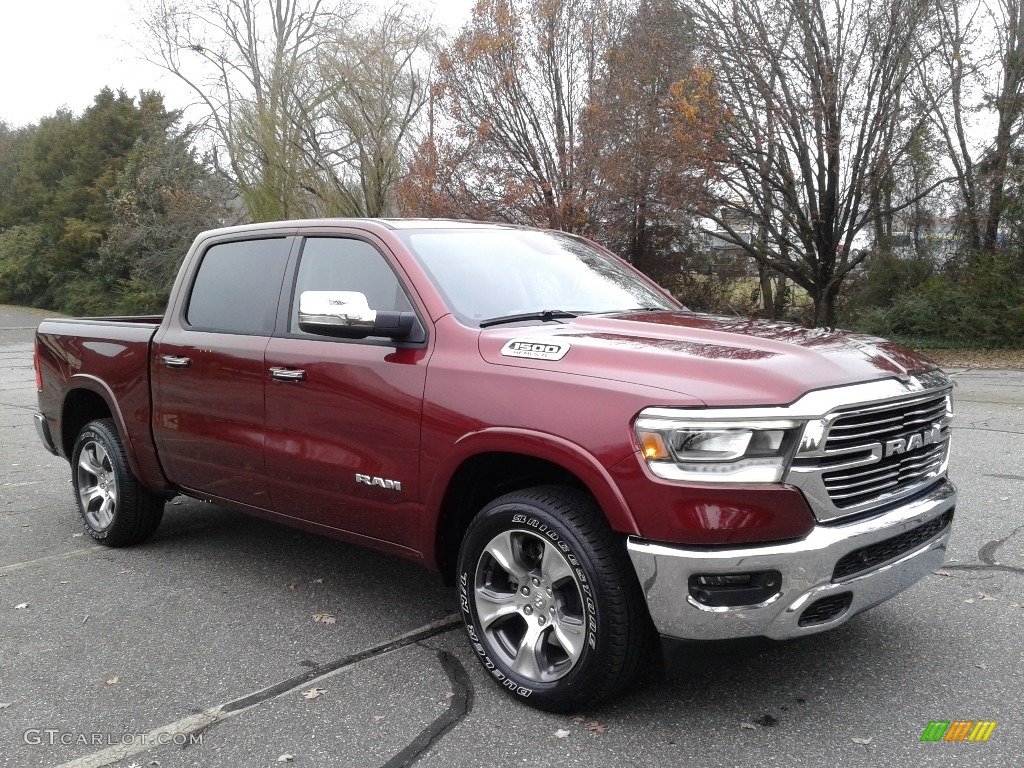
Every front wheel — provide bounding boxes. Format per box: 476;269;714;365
457;486;652;711
71;418;164;547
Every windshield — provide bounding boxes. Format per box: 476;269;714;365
397;228;678;326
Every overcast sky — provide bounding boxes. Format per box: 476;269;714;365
0;0;473;129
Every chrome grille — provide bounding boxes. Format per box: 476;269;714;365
787;381;953;522
825;395;948;449
823;441;946;508
820;392;950;510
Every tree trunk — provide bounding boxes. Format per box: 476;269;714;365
758;262;776;319
772;273;787;318
811;282;840;328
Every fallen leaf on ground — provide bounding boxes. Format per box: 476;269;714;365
14;603;28;610
128;763;141;768
933;569;953;577
73;533;83;537
1010;603;1023;609
312;613;336;624
586;722;609;734
964;599;975;604
0;703;11;709
554;728;571;739
975;662;988;670
105;676;120;685
569;715;584;724
311;578;324;584
852;736;872;745
977;593;996;601
60;581;69;585
277;755;294;763
444;692;456;700
740;722;758;730
373;715;385;722
302;687;326;700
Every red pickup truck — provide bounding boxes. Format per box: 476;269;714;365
34;219;956;710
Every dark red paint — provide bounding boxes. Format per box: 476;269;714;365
35;220;942;570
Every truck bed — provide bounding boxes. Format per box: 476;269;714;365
35;315;166;488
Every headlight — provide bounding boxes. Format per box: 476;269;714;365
635;415;803;483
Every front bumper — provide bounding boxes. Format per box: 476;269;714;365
34;412;58;456
627;480;955;641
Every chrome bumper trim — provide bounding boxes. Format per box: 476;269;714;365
627;480;956;641
34;412;58;456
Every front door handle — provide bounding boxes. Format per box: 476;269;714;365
161;355;192;369
269;367;306;382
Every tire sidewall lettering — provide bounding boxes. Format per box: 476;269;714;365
459;509;599;699
73;429;114;537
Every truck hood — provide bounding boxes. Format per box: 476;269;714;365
478;311;939;407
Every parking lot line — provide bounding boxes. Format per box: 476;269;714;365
0;547;100;575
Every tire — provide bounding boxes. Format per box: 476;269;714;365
71;418;164;547
456;485;652;711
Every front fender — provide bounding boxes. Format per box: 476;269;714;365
420;427;639;570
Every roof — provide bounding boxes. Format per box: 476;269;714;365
197;218;523;238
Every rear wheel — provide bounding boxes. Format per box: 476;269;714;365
71;419;164;546
457;486;652;711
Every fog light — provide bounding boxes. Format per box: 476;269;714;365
688;570;782;608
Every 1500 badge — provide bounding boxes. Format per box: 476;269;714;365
500;339;571;361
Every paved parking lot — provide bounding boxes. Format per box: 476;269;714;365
1;305;1021;768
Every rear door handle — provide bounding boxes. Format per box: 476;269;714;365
269;367;306;382
161;355;192;369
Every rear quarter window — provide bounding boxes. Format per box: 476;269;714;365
186;239;289;334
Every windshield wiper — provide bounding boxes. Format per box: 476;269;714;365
479;310;579;328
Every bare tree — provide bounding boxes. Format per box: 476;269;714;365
916;0;1024;251
426;0;623;231
297;3;437;216
136;0;341;220
136;0;436;221
685;0;936;326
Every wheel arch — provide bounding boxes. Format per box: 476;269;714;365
61;377;148;483
425;429;640;583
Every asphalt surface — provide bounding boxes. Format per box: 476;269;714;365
1;304;1021;768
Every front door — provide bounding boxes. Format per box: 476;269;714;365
263;235;430;549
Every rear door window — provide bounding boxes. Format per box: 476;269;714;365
186;239;290;334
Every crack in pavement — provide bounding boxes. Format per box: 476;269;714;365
380;649;474;768
55;615;463;768
951;425;1024;435
944;524;1024;577
943;563;1024;575
978;525;1024;567
219;616;461;716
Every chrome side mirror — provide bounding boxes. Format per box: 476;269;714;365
297;291;415;340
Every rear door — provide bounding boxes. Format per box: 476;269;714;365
263;233;430;549
153;235;292;507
